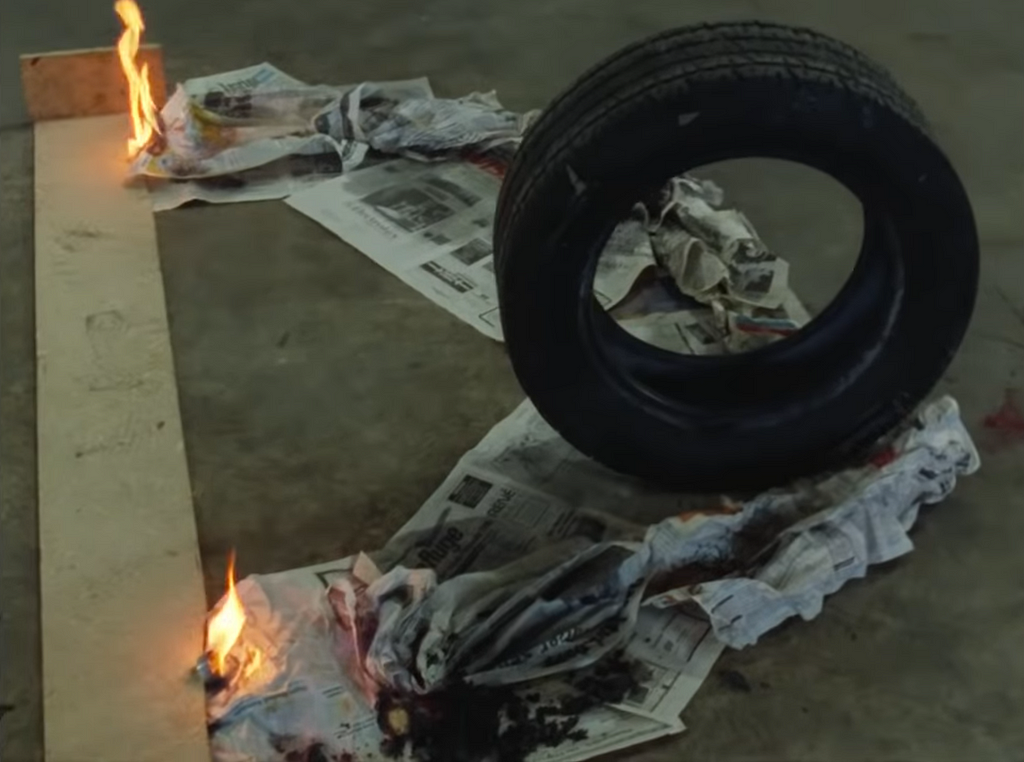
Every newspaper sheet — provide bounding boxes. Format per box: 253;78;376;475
146;143;368;212
285;159;661;340
287;157;507;338
349;470;723;702
639;402;979;649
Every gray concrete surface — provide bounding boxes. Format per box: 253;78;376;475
2;1;1023;760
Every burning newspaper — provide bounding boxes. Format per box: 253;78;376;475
205;396;977;762
136;63;537;211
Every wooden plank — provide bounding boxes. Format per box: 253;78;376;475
35;114;209;762
21;45;166;121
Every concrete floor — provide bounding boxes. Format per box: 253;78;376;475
2;0;1023;760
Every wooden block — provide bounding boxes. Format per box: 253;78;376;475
35;114;209;761
21;45;166;122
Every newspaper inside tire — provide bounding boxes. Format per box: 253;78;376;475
493;21;979;491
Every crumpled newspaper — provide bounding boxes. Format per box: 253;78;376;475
611;176;807;354
331;538;643;695
314;86;539;160
132;63;536;205
646;177;790;310
642;397;980;646
332;396;978;694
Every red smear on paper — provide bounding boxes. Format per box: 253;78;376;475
465;151;508;178
870;446;898;468
982;388;1024;450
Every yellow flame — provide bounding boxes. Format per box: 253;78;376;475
241;646;263;681
114;0;162;156
207;551;246;676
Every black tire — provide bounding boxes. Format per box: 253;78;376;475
493;21;978;491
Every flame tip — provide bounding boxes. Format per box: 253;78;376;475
207;549;246;677
115;0;161;158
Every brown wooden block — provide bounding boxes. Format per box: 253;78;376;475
21;44;167;122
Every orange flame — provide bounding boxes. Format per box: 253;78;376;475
114;0;162;157
207;551;246;676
